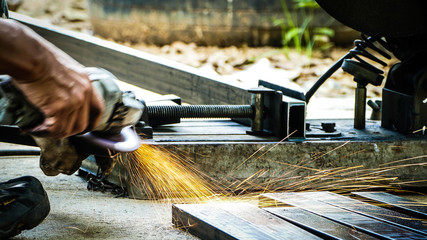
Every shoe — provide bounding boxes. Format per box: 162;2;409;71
0;176;50;239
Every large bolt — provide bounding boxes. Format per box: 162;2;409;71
146;105;253;120
145;87;275;136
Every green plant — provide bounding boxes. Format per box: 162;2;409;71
274;0;334;58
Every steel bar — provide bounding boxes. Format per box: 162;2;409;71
173;203;319;240
264;207;377;240
352;192;427;219
299;192;427;235
0;125;37;147
262;192;427;240
0;149;40;156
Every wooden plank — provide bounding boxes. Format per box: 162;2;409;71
262;192;427;240
172;203;320;240
264;207;378;240
299;192;427;235
11;12;251;106
352;192;427;219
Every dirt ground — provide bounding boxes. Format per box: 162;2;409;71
0;143;200;240
13;0;393;100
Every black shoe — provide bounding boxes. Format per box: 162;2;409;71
0;176;50;239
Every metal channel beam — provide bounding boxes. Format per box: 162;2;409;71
263;207;378;240
10;12;250;106
352;192;427;219
172;203;319;240
261;192;427;239
298;191;427;235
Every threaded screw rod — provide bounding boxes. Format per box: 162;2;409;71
146;105;254;120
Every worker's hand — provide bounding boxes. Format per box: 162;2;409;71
0;19;104;139
14;64;105;139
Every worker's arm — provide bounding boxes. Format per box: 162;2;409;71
0;19;104;138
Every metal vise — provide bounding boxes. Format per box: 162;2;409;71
137;80;306;140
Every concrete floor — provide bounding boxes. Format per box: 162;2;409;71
0;144;198;240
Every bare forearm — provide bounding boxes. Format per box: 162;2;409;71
0;19;81;82
0;19;104;138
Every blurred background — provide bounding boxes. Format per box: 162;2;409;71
10;0;389;99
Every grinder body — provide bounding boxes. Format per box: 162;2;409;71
0;68;143;176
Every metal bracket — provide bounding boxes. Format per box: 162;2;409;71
256;80;306;140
